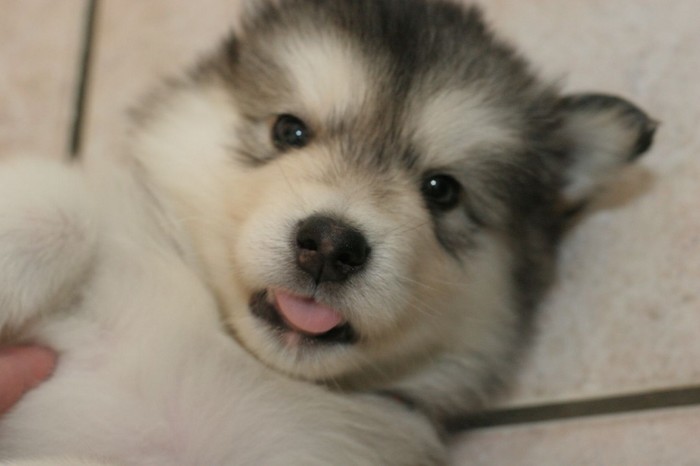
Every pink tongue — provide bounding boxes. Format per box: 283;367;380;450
274;290;344;335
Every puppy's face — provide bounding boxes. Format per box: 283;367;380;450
134;0;655;385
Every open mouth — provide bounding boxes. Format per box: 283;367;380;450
249;290;357;345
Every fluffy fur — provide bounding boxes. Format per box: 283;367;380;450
0;0;655;464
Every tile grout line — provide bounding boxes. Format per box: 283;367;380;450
446;386;700;432
69;0;98;158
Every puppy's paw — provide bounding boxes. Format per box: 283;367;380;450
0;157;96;331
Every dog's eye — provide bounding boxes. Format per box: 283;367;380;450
421;174;462;211
272;114;311;150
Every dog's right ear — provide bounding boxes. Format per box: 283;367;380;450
556;93;657;209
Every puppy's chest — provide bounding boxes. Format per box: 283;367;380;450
10;337;259;463
7;245;260;461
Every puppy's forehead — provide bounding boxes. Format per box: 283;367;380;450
267;31;521;166
411;88;521;168
271;30;371;119
265;28;521;164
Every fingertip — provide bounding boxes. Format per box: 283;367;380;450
22;346;58;388
0;345;58;389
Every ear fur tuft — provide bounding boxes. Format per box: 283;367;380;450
558;93;657;205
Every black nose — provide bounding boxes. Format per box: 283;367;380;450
295;215;371;283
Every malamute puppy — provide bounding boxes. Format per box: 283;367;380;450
0;0;655;464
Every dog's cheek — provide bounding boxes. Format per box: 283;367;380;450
410;241;461;319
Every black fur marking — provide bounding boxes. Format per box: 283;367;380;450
631;120;658;161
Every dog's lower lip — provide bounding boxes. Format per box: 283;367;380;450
249;290;357;344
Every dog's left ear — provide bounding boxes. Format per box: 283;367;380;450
557;93;657;207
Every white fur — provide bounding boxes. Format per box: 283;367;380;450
0;154;443;465
413;89;520;166
0;41;521;466
273;32;370;120
0;78;510;465
0;157;96;332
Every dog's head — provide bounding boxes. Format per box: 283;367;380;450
133;0;655;386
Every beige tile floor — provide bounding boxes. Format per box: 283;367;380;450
2;0;699;464
0;0;86;158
